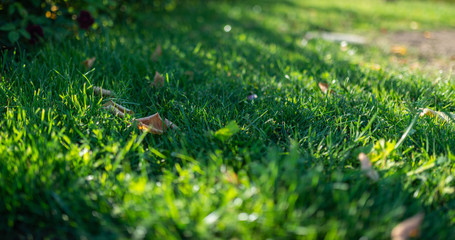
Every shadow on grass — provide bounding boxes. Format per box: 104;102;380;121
3;0;455;238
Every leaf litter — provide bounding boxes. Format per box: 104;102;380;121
152;72;164;88
318;82;335;95
102;100;134;118
391;213;424;240
93;86;115;97
94;85;178;135
82;57;96;69
358;153;379;181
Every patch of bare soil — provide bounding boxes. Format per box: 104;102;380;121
386;30;455;74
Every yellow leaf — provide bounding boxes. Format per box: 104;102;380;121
391;213;424;240
82;57;96;69
391;46;407;55
93;86;114;97
358;153;379;181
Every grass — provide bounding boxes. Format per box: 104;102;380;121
2;0;455;239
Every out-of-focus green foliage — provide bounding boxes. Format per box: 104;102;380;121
0;0;192;46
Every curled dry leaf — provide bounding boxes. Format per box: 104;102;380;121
152;72;164;88
164;118;179;130
358;153;379;181
391;46;407;55
423;31;432;39
318;82;334;95
82;57;96;69
419;108;454;122
102;100;134;118
93;86;115;97
151;45;162;61
391;213;424;240
136;113;179;135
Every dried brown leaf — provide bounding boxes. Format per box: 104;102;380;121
151;45;162;61
93;86;115;97
102;100;134;118
103;100;133;114
423;31;432;39
318;82;334;95
391;213;424;240
358;153;379;181
152;72;164;88
136;113;166;134
419;108;454;122
135;113;178;134
103;104;125;118
164;118;180;130
318;82;329;94
82;57;96;69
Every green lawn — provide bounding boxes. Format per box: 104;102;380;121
2;0;455;239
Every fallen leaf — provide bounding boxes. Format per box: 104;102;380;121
419;108;454;122
391;46;407;55
423;31;432;39
391;213;424;240
152;72;164;88
93;86;114;97
318;82;329;94
136;113;165;134
82;57;96;69
103;100;134;118
358;153;379;181
136;113;178;134
151;45;162;61
318;82;334;94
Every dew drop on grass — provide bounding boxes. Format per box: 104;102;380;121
224;25;232;32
